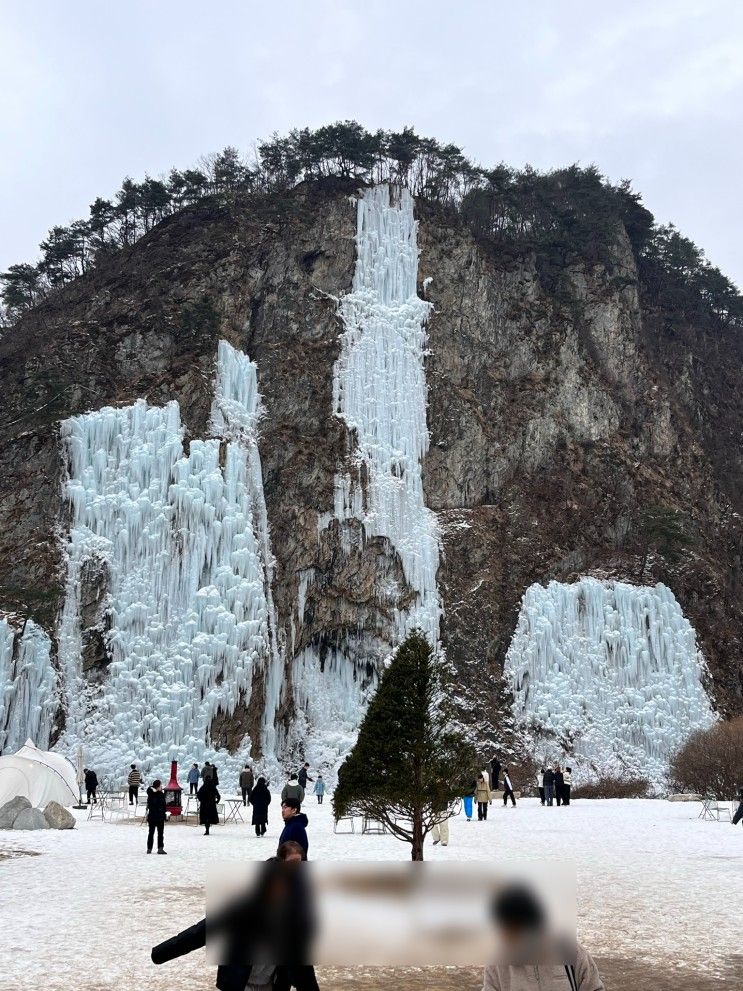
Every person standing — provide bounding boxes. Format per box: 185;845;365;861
279;797;309;859
475;773;490;820
197;777;221;836
563;766;573;806
146;780;167;855
502;767;517;807
732;787;743;826
536;768;545;806
483;885;605;990
84;767;98;804
298;762;313;791
431;811;450;846
281;773;305;805
201;761;213;783
463;779;475;821
313;775;325;804
212;765;220;787
554;766;565;807
187;763;199;795
239;764;254;806
128;764;142;805
491;757;501;792
543;766;555;806
249;776;271;836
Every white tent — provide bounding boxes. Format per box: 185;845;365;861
0;739;78;808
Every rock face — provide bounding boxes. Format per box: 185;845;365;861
12;807;50;830
0;796;32;829
0;181;742;773
43;800;76;829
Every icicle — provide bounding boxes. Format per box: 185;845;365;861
504;578;715;783
0;617;57;752
56;341;280;782
326;184;441;642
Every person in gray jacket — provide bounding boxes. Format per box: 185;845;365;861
281;774;305;805
239;765;254;806
482;886;604;990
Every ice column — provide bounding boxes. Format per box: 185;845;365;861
504;578;715;782
57;341;278;780
0;617;57;752
330;184;441;641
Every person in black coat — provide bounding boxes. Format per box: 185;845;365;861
249;776;271;837
151;858;319;991
554;766;565;807
279;798;309;859
84;768;98;804
543;767;555;806
197;778;221;835
146;780;167;855
490;757;501;792
733;788;743;826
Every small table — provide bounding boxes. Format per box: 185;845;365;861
223;798;244;824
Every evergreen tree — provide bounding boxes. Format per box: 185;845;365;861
635;504;693;580
333;630;476;860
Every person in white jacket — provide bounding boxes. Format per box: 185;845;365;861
482;886;604;991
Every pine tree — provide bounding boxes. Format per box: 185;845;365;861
333;630;476;860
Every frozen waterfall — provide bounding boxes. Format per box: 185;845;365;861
330;184;441;642
56;340;280;781
0;617;57;753
504;578;715;783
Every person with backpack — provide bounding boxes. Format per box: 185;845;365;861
146;780;167;855
187;763;200;795
197;777;221;836
239;764;254;806
554;766;565;807
502;767;517;807
312;776;325;804
563;766;573;806
475;773;490;820
201;761;214;783
543;766;555;806
127;764;142;805
482;884;605;989
249;776;271;836
281;773;305;805
536;768;545;806
84;767;98;804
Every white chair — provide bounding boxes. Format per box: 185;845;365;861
333;816;355;834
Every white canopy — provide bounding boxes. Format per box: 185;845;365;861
0;739;78;808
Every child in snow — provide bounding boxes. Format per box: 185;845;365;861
313;776;325;804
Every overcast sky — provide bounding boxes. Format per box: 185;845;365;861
1;0;741;286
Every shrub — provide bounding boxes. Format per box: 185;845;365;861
670;718;743;799
571;775;650;799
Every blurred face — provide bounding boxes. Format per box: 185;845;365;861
281;803;296;821
284;850;302;863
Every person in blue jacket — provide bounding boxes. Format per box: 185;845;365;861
278;797;309;859
312;776;325;804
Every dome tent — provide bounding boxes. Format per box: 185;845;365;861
0;739;78;808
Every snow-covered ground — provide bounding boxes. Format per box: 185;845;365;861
0;798;740;989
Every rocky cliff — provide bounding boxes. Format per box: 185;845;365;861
1;180;741;777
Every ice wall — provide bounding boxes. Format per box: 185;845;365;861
504;578;715;783
0;617;57;753
330;184;441;641
56;341;280;782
